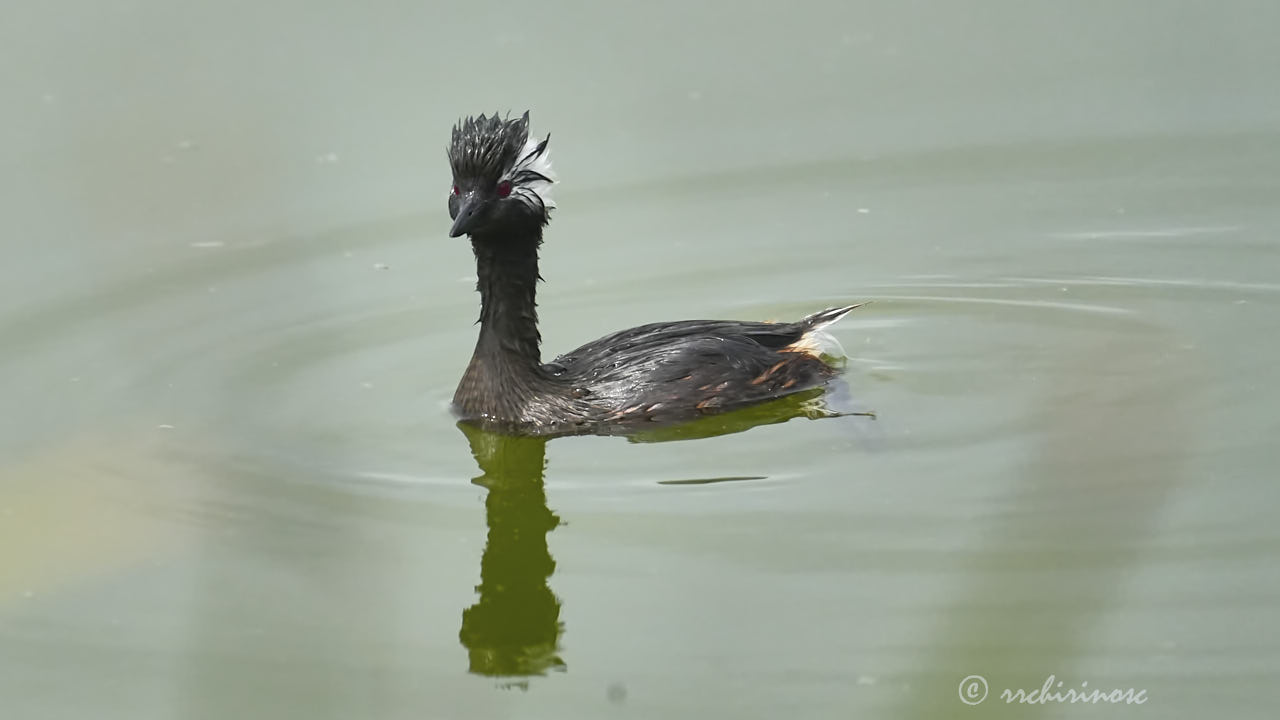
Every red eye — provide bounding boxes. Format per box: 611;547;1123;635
496;180;512;198
451;184;460;196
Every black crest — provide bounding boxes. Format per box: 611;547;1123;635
449;112;530;182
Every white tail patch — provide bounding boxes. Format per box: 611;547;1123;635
787;303;868;366
787;329;848;367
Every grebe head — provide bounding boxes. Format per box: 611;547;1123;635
447;111;555;238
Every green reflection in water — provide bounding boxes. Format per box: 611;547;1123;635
456;387;873;680
458;424;566;679
621;386;871;443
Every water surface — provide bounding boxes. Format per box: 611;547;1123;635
2;2;1278;718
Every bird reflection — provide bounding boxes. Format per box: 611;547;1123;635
457;387;874;680
457;423;566;679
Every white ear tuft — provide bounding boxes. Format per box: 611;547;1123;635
506;134;556;213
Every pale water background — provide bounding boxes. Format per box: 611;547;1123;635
3;2;1279;718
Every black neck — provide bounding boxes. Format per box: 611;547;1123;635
470;225;544;367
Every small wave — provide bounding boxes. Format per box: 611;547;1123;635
1050;225;1241;241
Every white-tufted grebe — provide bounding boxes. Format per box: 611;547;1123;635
446;112;865;435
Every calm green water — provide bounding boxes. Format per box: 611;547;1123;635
3;2;1279;718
